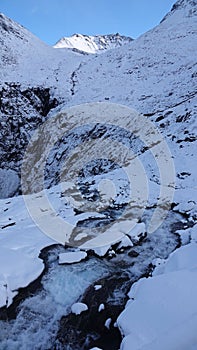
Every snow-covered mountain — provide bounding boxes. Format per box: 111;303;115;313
54;33;133;54
0;12;84;89
0;16;132;192
0;0;197;349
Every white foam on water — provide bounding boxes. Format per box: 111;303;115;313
0;252;108;350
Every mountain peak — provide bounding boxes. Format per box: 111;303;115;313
54;33;133;54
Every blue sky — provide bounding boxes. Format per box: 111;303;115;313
1;0;175;45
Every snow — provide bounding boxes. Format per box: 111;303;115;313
191;225;197;242
117;235;133;249
117;240;197;350
66;0;197;226
59;251;87;264
0;13;85;98
98;303;105;312
0;247;44;308
126;222;146;241
0;195;54;308
54;33;133;54
105;318;112;329
71;302;88;315
175;225;197;245
94;284;102;291
0;168;19;198
153;242;197;275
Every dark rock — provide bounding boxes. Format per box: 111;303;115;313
56;274;131;350
128;250;139;258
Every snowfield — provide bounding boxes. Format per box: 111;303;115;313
0;0;197;348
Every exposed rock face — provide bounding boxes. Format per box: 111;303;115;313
0;83;59;182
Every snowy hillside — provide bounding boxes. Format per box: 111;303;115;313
69;0;197;221
70;1;196;114
0;12;84;87
0;12;87;193
54;33;133;54
0;0;197;349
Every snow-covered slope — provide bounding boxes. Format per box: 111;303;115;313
0;13;83;88
54;33;133;54
68;0;197;219
70;1;196;113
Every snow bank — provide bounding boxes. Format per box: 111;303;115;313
0;195;54;307
0;246;44;307
59;251;87;264
118;239;197;350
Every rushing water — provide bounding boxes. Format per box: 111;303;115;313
0;211;183;350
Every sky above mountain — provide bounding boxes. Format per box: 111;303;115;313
0;0;175;45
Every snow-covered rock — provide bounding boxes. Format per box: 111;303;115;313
0;168;19;198
71;302;88;315
94;284;102;291
98;303;105;312
105;318;112;329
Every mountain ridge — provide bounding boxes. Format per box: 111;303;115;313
161;0;197;22
54;33;133;54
